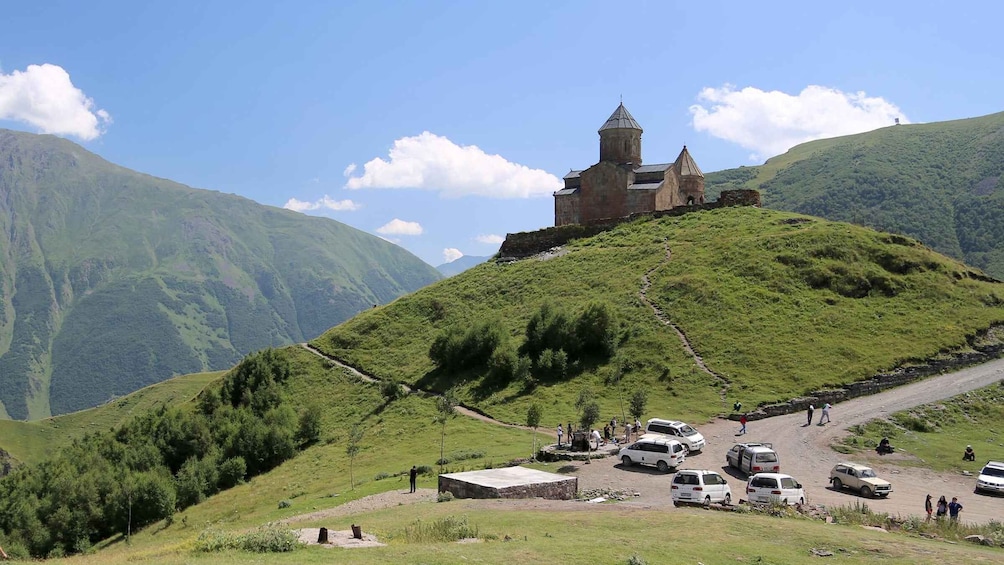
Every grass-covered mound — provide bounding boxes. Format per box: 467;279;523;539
312;207;1004;425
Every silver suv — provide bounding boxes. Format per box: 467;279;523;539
618;438;686;473
976;460;1004;494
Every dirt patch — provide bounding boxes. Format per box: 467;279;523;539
295;528;385;548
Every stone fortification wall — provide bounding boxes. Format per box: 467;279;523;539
501;189;759;259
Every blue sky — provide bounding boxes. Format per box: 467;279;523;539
2;1;1003;266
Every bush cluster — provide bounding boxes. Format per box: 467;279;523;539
194;525;301;553
0;348;317;558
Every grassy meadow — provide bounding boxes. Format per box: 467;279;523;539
313;207;1004;425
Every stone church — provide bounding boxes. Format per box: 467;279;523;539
554;103;705;226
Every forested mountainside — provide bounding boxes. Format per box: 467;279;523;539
0;129;440;419
705;111;1004;279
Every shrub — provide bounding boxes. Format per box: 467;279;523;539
380;379;405;401
436;491;455;503
403;515;478;542
194;526;300;553
295;403;323;446
277;500;292;509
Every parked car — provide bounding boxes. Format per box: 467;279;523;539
745;473;806;505
643;418;706;453
726;442;780;475
829;462;893;498
671;469;732;506
975;460;1004;494
618;438;686;472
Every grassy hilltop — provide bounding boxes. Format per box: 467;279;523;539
313;206;1004;426
705;111;1004;279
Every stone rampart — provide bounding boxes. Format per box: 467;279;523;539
500;190;759;260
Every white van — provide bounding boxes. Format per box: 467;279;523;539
672;470;732;506
746;473;806;505
618;438;686;473
642;418;706;452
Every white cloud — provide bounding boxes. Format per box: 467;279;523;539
0;63;111;140
283;195;361;212
342;163;356;177
344;131;562;198
475;234;504;245
376;218;423;236
442;248;464;263
689;84;908;161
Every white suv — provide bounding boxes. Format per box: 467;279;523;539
745;473;806;505
976;460;1004;494
643;418;706;453
672;470;732;506
618;438;686;473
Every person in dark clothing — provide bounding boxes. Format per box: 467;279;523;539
876;437;894;455
807;404;815;426
963;445;976;461
409;465;418;493
936;495;948;520
925;494;933;523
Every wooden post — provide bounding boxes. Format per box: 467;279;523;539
317;527;329;544
351;524;362;539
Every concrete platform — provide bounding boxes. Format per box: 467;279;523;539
438;466;577;500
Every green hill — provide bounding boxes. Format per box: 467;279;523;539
0;129;441;420
312;207;1004;425
705;111;1004;279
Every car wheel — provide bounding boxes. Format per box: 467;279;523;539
724;493;732;505
704;495;712;507
621;456;632;467
657;460;670;473
860;486;872;498
831;478;842;490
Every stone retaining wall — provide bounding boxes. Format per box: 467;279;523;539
500;189;760;259
438;474;578;500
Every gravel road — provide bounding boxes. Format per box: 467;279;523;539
569;357;1004;524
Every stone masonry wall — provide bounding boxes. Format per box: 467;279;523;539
501;189;760;260
438;475;578;500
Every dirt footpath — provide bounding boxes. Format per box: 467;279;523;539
567;357;1004;524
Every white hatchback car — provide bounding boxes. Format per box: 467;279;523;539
976;460;1004;494
671;469;732;506
618;438;686;473
643;418;706;453
745;473;806;505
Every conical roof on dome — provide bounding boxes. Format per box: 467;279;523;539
674;145;703;178
598;103;642;133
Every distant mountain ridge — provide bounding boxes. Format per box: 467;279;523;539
705;111;1004;279
436;255;492;277
0;129;441;419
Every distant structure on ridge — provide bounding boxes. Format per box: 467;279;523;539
554;103;705;226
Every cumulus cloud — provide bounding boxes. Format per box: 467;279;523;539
442;248;464;263
376;218;423;236
344;131;562;198
690;84;908;161
0;63;111;140
283;195;361;212
475;234;504;245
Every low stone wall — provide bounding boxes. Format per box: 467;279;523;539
500;190;759;259
734;333;1004;421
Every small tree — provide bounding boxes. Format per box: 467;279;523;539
435;389;458;472
526;403;542;459
629;389;647;424
580;402;600;431
346;424;364;490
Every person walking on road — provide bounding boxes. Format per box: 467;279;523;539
925;494;933;523
409;465;418;493
806;404;815;426
739;414;748;435
818;403;831;425
948;497;963;523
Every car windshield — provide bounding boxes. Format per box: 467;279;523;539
859;469;877;478
679;425;697;435
982;466;1004;478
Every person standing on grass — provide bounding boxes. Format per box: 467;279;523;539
739;414;748;435
624;422;632;442
807;404;815;426
818;403;831;425
409;465;418;493
936;495;948;520
925;494;933;523
948;497;963;523
557;424;563;448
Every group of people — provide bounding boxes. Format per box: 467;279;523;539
555;417;643;450
925;494;964;523
806;403;832;426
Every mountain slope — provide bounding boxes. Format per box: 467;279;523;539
436;254;492;277
705;111;1004;278
0;129;441;419
311;207;1004;425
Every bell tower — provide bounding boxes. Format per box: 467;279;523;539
598;103;642;166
